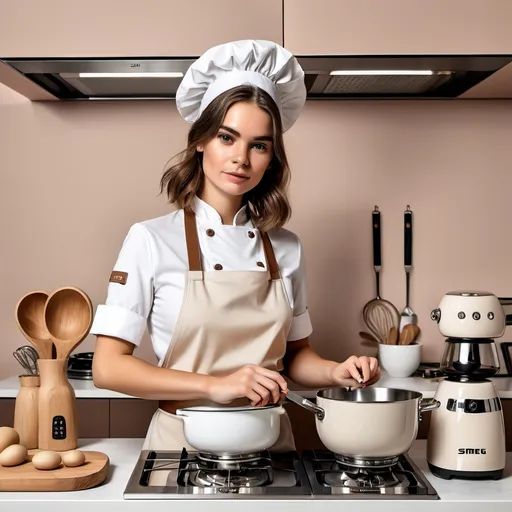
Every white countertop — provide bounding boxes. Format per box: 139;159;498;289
0;376;129;398
0;438;511;511
1;373;512;399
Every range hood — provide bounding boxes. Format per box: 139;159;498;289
2;54;512;100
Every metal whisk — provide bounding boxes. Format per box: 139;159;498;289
13;345;39;375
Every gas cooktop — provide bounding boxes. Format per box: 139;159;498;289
124;448;439;500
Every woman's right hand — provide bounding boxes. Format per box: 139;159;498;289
207;365;288;407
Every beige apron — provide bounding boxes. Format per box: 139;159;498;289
142;209;295;454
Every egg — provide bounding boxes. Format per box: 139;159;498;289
0;426;20;453
32;450;62;470
61;450;85;468
0;444;27;467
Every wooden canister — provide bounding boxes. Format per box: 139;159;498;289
38;358;78;451
14;375;40;449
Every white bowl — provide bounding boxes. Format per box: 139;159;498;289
378;343;422;378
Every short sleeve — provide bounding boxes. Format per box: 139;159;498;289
286;236;313;342
89;223;154;346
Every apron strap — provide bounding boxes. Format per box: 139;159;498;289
184;209;202;271
185;208;280;280
261;232;280;280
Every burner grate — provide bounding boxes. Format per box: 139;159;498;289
187;467;271;489
301;450;439;498
321;464;402;490
183;452;275;490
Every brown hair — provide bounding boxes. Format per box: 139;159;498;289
159;86;291;231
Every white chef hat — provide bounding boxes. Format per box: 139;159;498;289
175;40;307;132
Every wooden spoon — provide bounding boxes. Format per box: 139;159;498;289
407;324;421;344
386;326;398;345
15;291;54;359
399;324;421;345
44;287;93;360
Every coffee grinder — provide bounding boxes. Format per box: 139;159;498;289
427;291;508;480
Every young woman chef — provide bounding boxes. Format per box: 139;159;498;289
90;40;380;451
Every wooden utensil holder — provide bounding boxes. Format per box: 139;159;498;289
14;375;40;449
38;358;78;451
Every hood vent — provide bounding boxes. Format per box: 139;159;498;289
2;55;512;100
322;73;452;95
299;55;512;98
1;58;195;100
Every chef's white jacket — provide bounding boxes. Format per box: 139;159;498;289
90;196;313;362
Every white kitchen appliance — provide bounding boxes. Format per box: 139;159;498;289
427;291;509;480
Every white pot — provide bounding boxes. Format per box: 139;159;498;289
287;388;439;462
175;404;285;455
378;342;422;378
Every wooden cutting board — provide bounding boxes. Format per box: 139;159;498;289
0;450;109;491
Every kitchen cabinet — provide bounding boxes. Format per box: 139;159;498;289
0;398;157;438
0;400;14;430
0;0;283;58
0;399;109;438
283;0;512;55
75;399;110;438
109;399;157;438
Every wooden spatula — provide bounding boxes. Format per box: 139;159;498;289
386;326;399;345
400;324;421;345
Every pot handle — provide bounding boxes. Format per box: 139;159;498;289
418;398;440;421
276;405;286;415
286;390;325;420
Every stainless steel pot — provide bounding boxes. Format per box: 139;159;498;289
287;388;440;466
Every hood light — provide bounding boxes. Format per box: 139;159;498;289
330;70;436;76
78;72;184;78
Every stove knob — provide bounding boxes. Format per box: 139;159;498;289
472;312;481;320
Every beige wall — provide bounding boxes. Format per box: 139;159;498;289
2;83;512;380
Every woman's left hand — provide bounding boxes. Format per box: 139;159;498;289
330;355;381;388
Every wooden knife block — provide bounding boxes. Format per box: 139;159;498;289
38;358;78;451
